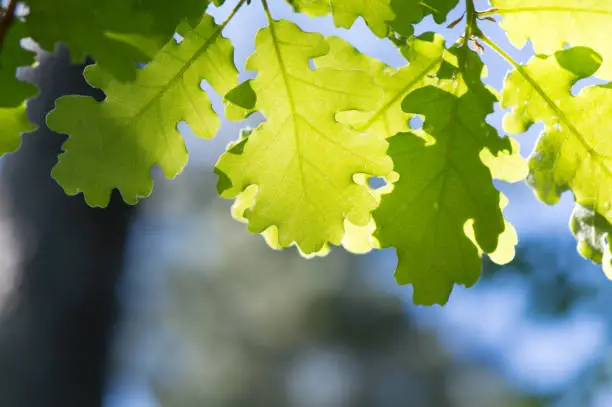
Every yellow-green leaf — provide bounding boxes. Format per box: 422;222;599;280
215;20;392;254
492;0;612;79
501;46;612;275
0;104;34;155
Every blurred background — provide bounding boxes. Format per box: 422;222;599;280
1;0;612;406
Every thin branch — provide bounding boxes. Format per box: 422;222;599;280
0;0;18;55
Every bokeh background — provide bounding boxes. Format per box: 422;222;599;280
1;0;612;406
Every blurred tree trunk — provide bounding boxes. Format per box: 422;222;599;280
0;46;136;407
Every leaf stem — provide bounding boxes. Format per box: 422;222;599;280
0;0;18;55
476;32;520;69
464;0;483;40
476;8;499;17
419;2;440;14
261;0;273;20
223;0;249;29
458;0;481;72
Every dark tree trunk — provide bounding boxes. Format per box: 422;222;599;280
0;46;136;407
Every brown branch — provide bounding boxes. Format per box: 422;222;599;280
0;0;19;55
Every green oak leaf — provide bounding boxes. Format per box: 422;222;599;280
215;20;393;254
501;46;612;274
421;0;460;23
388;0;422;37
47;15;239;207
286;0;395;37
492;0;612;79
0;21;37;108
24;0;210;80
0;105;34;155
373;46;510;305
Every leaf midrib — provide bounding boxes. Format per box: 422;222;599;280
361;54;444;132
265;20;312;207
131;22;226;121
512;63;612;180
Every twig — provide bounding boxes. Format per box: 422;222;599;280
0;0;19;55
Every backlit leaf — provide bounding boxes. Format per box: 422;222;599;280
492;0;612;79
47;15;239;206
373;46;510;305
215;20;392;254
501;46;612;276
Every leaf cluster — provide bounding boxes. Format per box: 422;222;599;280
1;0;611;305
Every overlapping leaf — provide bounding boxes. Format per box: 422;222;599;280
215;20;393;254
24;0;210;80
315;33;523;262
501;46;612;275
47;15;239;207
373;46;510;305
286;0;395;37
315;33;446;140
492;0;612;79
389;0;459;37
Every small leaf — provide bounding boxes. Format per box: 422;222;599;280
224;79;257;120
0;104;34;155
570;204;612;278
47;15;239;207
